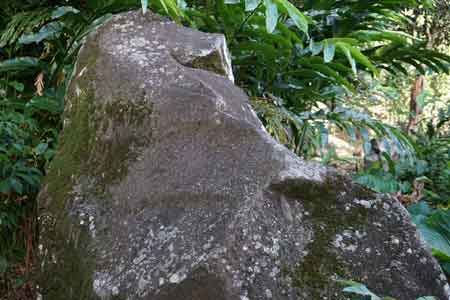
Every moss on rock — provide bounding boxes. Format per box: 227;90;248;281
272;175;372;298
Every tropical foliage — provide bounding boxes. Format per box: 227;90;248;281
409;201;450;273
341;280;437;300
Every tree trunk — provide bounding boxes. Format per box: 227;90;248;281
406;75;425;134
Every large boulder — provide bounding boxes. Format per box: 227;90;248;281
38;10;449;300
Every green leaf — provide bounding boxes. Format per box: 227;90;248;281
416;90;428;110
10;178;23;194
354;172;399;193
0;180;10;194
0;57;41;73
71;14;112;54
142;0;148;14
15;172;39;188
323;40;335;63
26;96;62;114
245;0;261;11
341;281;381;300
177;0;187;9
51;6;80;19
34;143;49;155
9;81;24;92
350;30;413;44
336;42;357;75
309;64;355;92
409;205;450;269
440;261;450;274
264;0;278;33
408;202;433;218
309;40;323;55
275;0;309;35
0;257;7;274
0;80;24;92
348;46;378;75
336;42;378;75
157;0;185;23
326;38;359;46
319;124;328;148
19;21;63;44
14;277;25;288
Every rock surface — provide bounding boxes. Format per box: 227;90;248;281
38;10;449;300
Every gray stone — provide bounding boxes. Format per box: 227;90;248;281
38;10;449;300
